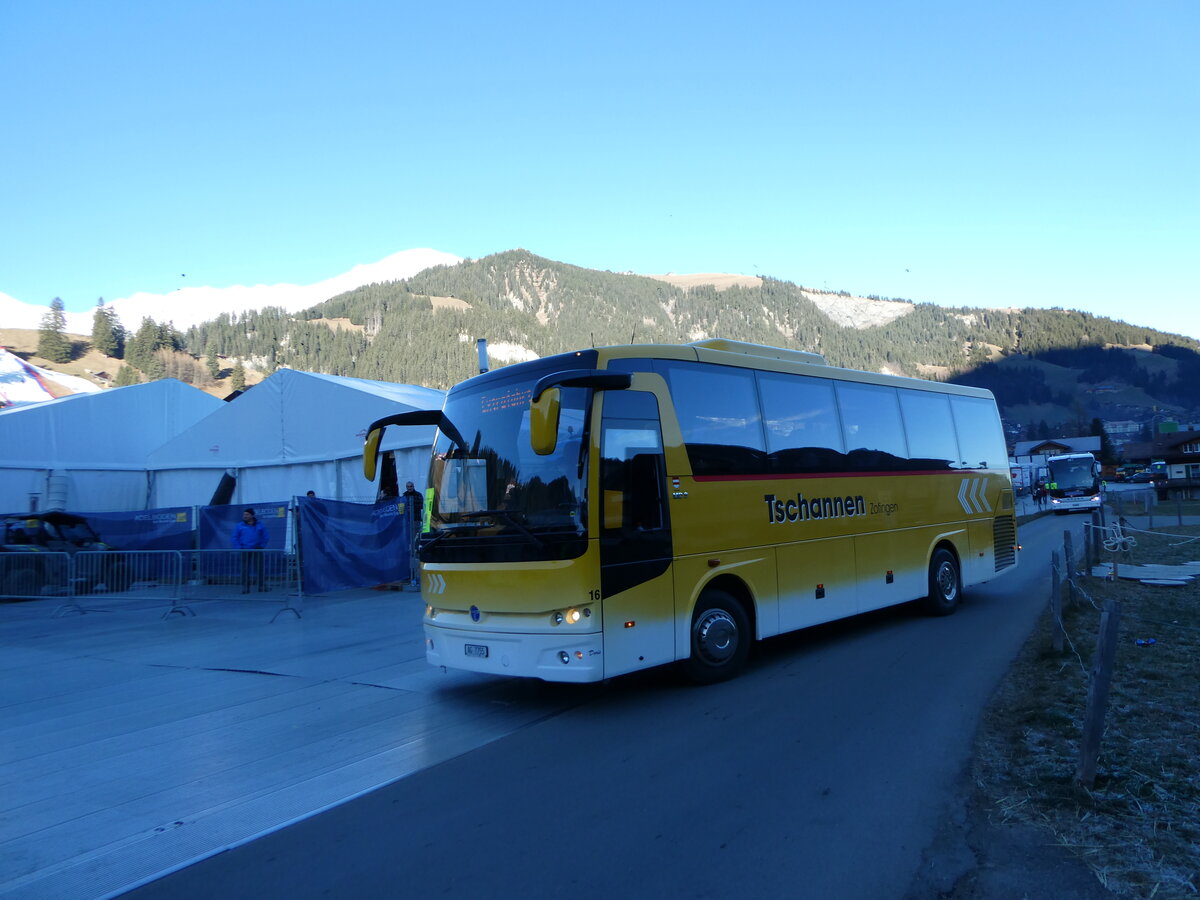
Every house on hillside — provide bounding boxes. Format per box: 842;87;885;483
1120;430;1200;499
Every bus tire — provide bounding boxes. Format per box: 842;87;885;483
683;589;750;684
923;548;961;616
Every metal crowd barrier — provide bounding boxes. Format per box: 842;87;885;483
177;550;300;620
0;552;72;601
53;550;185;617
0;550;301;621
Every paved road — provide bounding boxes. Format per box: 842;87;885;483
126;515;1080;900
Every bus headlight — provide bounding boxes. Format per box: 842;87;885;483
426;605;436;619
551;607;590;626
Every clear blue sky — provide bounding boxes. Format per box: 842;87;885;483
3;1;1197;338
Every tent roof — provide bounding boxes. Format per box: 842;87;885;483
146;369;446;469
0;379;224;469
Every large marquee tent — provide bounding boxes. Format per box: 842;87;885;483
145;369;445;508
0;379;223;513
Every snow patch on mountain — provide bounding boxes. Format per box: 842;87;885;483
800;289;913;329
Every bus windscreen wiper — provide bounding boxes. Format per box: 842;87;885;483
460;510;547;547
419;522;480;550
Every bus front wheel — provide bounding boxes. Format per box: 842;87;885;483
923;548;961;616
683;589;750;684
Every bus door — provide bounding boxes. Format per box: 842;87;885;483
598;389;675;677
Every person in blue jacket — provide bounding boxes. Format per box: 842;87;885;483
232;508;269;593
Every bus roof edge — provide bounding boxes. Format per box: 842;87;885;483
688;338;827;366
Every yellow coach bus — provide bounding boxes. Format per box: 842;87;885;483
364;339;1018;683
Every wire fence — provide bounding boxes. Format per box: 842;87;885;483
1046;507;1200;786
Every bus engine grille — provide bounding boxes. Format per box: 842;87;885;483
993;515;1017;571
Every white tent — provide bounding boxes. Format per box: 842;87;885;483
0;379;224;513
145;369;445;507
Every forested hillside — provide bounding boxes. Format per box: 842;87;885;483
134;248;1197;432
183;249;1196;382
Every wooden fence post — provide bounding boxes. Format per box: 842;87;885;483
1076;599;1122;788
1050;550;1064;653
1084;521;1093;575
1063;530;1076;607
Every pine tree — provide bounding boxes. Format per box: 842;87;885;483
125;317;161;373
1092;417;1117;465
231;362;246;391
113;365;141;386
37;298;72;363
205;343;220;378
90;300;124;358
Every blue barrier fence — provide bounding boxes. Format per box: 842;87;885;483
7;498;413;596
198;502;291;550
83;508;195;551
296;497;411;595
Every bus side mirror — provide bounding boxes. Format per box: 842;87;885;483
363;427;384;480
530;387;562;456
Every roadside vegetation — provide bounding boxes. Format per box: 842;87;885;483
974;517;1200;897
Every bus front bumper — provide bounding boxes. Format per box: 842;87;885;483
424;623;605;683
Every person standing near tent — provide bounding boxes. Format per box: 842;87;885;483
401;481;424;528
232;508;269;593
401;481;424;586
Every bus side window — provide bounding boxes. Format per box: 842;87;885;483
600;391;667;535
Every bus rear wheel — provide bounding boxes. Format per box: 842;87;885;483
923;548;961;616
683;589;750;684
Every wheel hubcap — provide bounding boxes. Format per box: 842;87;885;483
937;562;957;600
694;609;738;665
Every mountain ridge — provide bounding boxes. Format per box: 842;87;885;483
9;249;1200;435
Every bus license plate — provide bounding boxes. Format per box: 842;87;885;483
464;644;489;659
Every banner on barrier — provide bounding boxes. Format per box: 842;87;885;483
83;507;195;551
198;502;291;551
297;497;410;594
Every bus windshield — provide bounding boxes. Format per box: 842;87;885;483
423;374;590;563
1047;457;1096;491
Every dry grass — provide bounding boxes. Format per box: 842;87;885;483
974;519;1200;897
